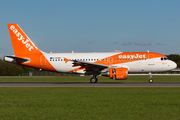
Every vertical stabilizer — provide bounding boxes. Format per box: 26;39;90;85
7;23;41;56
6;23;57;72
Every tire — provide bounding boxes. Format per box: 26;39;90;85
149;79;153;83
90;77;98;83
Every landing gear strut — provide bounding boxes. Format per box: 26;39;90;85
149;72;153;83
90;76;98;83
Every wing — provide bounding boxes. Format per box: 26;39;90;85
64;57;108;72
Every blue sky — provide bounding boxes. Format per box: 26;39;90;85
1;0;180;58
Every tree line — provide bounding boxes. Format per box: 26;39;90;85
0;59;35;76
0;54;179;76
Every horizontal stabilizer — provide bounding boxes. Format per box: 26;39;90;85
4;55;30;63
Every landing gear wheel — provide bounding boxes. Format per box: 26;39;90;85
148;72;153;83
90;77;98;83
149;79;153;83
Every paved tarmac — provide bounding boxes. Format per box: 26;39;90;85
0;82;180;87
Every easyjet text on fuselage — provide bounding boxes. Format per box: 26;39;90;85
119;54;146;59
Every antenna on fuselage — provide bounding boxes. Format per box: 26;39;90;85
147;50;149;52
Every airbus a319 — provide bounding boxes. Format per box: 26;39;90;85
4;23;177;83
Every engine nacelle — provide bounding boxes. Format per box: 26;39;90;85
109;68;128;80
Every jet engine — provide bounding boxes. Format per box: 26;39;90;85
101;68;128;80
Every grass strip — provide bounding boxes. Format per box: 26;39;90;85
0;87;179;120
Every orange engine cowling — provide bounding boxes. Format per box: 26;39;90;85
109;68;128;80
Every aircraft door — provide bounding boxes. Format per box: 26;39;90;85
148;54;154;65
40;55;46;66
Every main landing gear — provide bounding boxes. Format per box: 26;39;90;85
90;76;98;83
149;72;153;83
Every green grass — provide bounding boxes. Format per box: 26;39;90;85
0;88;180;120
0;75;180;83
0;76;179;119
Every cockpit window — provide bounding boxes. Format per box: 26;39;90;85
161;57;169;61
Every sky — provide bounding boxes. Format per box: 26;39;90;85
1;0;180;58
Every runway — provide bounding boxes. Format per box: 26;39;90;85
0;82;180;87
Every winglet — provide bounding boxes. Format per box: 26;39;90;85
64;57;70;63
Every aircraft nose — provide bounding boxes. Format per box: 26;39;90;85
170;61;177;70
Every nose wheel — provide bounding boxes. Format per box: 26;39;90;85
149;79;153;83
149;72;153;83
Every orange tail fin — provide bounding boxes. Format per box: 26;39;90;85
7;23;41;56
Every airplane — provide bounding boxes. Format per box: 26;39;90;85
4;23;177;83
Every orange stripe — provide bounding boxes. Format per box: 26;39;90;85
95;52;165;65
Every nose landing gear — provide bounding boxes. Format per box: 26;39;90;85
149;72;153;83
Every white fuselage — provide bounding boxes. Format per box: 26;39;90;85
42;52;177;74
